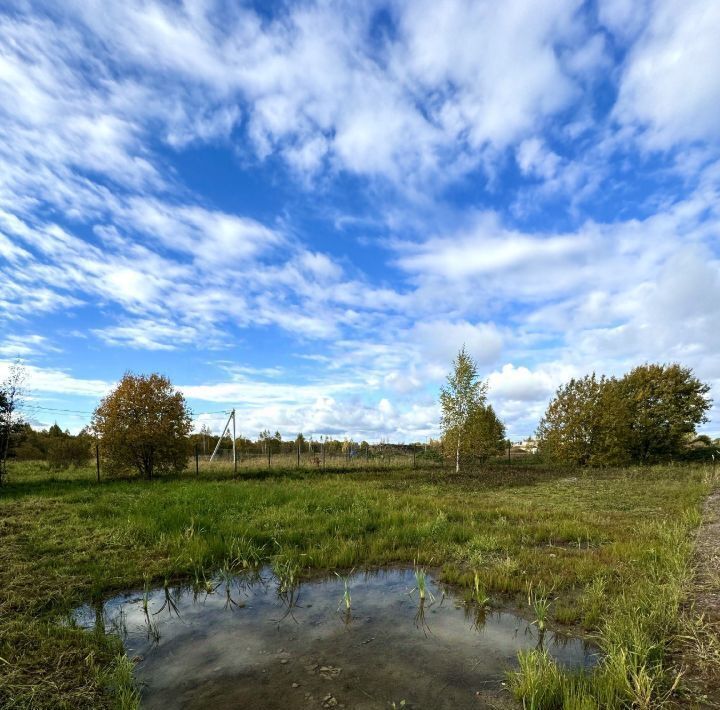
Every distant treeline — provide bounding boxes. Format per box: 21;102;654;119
6;362;717;473
12;423;94;469
188;429;434;457
8;422;438;468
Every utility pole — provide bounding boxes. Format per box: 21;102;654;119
210;410;234;464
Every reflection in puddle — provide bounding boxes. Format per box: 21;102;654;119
75;568;597;709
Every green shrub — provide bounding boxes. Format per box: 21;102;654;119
47;435;92;470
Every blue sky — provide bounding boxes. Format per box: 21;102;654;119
2;0;719;441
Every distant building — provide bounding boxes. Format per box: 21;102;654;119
513;437;538;455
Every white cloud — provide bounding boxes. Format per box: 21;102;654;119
412;320;503;368
516;138;561;180
92;319;205;351
17;0;602;189
597;0;650;42
613;0;720;149
0;360;111;397
0;334;55;357
487;363;561;402
395;212;590;280
121;198;284;265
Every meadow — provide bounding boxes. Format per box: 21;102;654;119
0;460;717;708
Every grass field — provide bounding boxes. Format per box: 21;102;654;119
0;461;717;708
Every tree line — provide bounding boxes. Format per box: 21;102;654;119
192;426;404;458
3;372;437;480
537;363;713;465
439;353;714;471
2;358;716;483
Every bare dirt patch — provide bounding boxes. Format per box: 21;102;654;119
679;489;720;707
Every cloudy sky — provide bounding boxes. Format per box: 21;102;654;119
2;0;719;441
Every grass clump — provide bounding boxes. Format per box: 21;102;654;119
509;509;702;708
95;654;141;710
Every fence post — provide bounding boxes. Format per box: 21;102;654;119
268;448;271;469
323;441;326;471
297;445;300;468
95;443;100;483
507;442;511;464
413;444;416;469
195;444;199;476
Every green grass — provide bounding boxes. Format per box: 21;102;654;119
0;460;715;708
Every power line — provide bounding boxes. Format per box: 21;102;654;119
23;404;232;417
23;405;94;415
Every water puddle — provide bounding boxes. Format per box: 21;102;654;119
75;567;596;709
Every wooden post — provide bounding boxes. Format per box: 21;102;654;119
507;442;511;464
322;440;326;470
232;409;237;475
268;448;271;469
95;443;100;483
195;444;199;476
297;445;300;468
413;444;416;469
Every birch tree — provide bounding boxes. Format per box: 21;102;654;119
440;346;488;473
0;361;26;483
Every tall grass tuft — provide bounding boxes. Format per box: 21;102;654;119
527;583;552;632
335;570;353;611
412;565;435;603
97;654;140;710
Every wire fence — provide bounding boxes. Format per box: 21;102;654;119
192;446;443;474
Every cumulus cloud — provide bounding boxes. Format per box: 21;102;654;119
612;0;720;149
411;320;503;368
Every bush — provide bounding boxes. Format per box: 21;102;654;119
47;435;92;470
92;372;192;479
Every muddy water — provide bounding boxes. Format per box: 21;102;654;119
76;568;596;709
